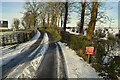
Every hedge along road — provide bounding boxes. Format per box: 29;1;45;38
2;30;45;79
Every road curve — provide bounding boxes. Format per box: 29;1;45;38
2;30;45;79
2;30;67;79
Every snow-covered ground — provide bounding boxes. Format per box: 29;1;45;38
66;29;87;36
0;30;40;66
58;42;99;78
7;33;49;78
66;29;80;35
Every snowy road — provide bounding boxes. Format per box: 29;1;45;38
36;31;67;78
36;38;57;78
2;30;99;79
2;31;67;79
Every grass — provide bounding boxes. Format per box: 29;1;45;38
39;27;61;41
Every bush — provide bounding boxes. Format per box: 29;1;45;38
60;31;71;44
95;30;106;38
92;63;103;72
107;33;116;41
91;43;105;72
60;31;92;61
47;28;61;41
91;37;120;79
104;56;120;79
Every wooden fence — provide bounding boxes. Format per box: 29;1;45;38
0;29;37;46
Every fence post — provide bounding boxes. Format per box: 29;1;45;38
6;36;8;43
25;33;27;41
32;31;34;38
17;33;20;44
19;33;21;43
24;33;27;41
2;35;5;46
9;35;12;45
23;33;25;42
29;32;31;39
22;33;24;43
27;32;29;41
33;30;35;36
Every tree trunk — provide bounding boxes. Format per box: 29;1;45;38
79;2;86;36
63;2;68;31
86;2;98;40
55;16;58;27
61;10;63;27
29;24;30;29
58;15;60;28
55;14;58;27
43;18;45;27
47;13;50;27
51;9;54;27
33;13;36;27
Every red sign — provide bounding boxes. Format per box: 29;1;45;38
86;47;94;55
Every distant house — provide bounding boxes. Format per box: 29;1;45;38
0;20;8;30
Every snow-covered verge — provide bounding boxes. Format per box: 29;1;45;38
0;30;40;66
7;33;49;78
56;45;62;78
56;45;60;78
58;42;99;78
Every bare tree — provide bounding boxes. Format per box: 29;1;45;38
12;18;20;30
74;1;112;37
22;11;33;29
24;1;41;28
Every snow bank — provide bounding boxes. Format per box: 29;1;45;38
58;42;99;78
17;33;49;78
7;33;49;78
0;30;40;66
56;45;60;78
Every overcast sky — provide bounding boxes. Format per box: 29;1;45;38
1;1;120;29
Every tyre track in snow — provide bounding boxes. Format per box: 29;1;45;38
2;30;45;79
36;31;67;79
36;31;57;78
56;43;67;78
